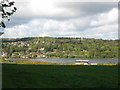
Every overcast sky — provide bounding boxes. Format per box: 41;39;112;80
1;0;119;39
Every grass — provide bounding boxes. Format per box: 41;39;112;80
2;64;119;88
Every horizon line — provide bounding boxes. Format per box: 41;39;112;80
1;36;119;40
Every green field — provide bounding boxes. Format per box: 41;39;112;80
2;64;118;88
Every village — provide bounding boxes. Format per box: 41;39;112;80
1;37;118;59
1;38;89;59
2;40;55;58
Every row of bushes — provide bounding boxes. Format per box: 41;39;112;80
97;63;118;66
15;61;60;65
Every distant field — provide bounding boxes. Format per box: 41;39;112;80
2;64;118;88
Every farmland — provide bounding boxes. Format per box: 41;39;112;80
2;64;118;88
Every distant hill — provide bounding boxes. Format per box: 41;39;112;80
1;37;119;59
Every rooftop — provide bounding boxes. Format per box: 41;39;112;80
75;60;89;62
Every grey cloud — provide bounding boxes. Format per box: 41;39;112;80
57;2;118;17
2;1;118;39
6;1;118;28
6;17;30;28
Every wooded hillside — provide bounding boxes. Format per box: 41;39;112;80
2;37;119;59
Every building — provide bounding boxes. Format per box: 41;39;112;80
90;63;97;65
75;60;89;65
2;52;8;57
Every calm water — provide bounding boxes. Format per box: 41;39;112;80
10;59;119;64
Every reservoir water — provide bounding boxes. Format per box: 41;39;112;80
10;59;118;64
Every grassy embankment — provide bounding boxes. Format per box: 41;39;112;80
2;64;118;88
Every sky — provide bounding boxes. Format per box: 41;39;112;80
0;0;119;39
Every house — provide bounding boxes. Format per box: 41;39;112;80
40;48;45;51
83;50;87;52
75;60;89;65
2;52;8;57
12;53;18;57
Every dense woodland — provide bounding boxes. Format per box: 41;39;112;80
1;37;119;59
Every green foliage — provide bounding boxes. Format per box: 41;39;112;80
2;37;119;59
0;0;17;28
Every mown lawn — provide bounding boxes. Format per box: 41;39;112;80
2;64;118;88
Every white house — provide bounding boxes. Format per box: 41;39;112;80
2;52;8;57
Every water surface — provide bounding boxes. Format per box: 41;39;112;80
10;59;118;64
